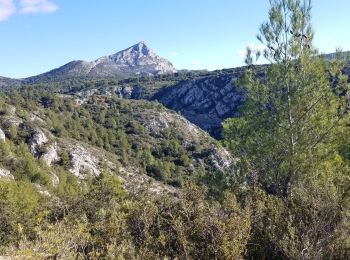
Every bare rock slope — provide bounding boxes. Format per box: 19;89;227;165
26;42;176;82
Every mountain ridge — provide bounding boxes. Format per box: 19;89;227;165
25;42;177;82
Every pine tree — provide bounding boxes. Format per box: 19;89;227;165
223;0;350;258
224;0;349;195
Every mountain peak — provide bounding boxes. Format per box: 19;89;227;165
97;42;176;75
126;41;153;56
28;42;177;80
136;41;146;46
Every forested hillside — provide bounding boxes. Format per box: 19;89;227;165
0;0;349;259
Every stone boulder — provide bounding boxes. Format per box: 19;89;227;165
29;128;48;155
0;169;14;180
68;144;101;178
41;142;59;166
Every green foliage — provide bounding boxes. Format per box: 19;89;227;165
60;150;70;169
223;0;350;258
11;142;50;186
2;2;349;257
0;140;10;158
56;169;81;199
0;180;40;246
0;174;252;259
6;125;17;140
180;153;190;167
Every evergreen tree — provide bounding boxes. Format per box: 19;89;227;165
224;0;349;195
223;0;350;258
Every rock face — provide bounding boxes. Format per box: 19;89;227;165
112;85;142;99
68;144;101;178
41;142;59;166
92;41;176;76
208;146;235;172
27;42;176;81
153;73;246;138
29;128;48;155
0;128;5;142
0;169;14;180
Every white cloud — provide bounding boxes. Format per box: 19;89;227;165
237;43;266;58
0;0;58;21
0;0;16;21
20;0;58;14
171;52;179;57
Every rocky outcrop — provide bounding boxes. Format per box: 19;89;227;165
146;113;170;137
208;146;235;172
68;144;101;178
1;116;22;128
41;142;59;166
29;128;48;155
0;128;5;142
91;41;176;76
112;85;142;99
153;73;245;138
0;169;14;180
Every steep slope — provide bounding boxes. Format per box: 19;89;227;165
152;69;247;138
66;67;261;138
25;42;176;83
0;91;235;195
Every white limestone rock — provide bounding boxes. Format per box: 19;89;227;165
30;42;176;80
0;128;5;142
41;142;59;166
29;128;48;155
154;74;245;138
209;146;235;172
68;144;101;179
0;169;14;180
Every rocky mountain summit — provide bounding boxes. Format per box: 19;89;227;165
26;42;176;82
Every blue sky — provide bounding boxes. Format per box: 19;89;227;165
0;0;349;78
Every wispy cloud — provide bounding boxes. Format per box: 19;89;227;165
0;0;58;21
20;0;58;14
237;43;266;58
171;52;179;57
0;0;16;21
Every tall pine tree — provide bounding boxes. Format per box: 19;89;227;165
224;0;350;258
224;0;349;196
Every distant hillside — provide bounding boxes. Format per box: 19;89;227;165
0;51;349;139
25;42;176;83
323;51;350;60
0;76;21;90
